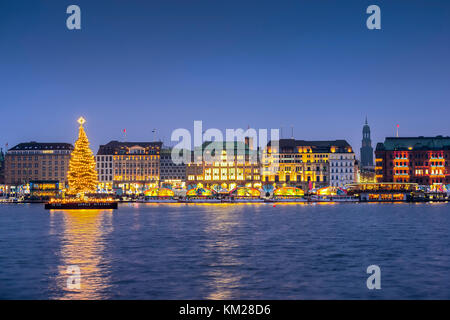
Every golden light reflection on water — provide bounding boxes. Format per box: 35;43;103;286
201;206;244;300
50;209;113;299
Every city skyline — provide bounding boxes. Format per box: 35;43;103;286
1;117;449;158
1;1;450;154
1;1;450;303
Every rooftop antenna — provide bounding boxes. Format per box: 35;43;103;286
365;116;368;125
123;128;127;142
396;124;400;138
291;125;294;139
280;126;283;139
152;129;156;141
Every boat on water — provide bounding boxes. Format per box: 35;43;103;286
329;196;359;202
45;200;118;210
308;195;358;202
0;197;20;203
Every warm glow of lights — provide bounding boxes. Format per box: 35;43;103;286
274;187;304;197
186;187;214;197
144;188;175;197
49;198;115;204
233;187;260;197
66;117;99;198
316;186;346;196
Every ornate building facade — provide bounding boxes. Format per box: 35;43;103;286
262;139;355;190
329;149;357;188
96;141;162;194
375;136;450;185
186;141;261;190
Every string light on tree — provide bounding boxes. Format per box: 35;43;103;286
67;117;98;198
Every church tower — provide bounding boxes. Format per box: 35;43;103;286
360;117;374;168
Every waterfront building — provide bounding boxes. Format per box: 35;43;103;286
262;139;355;190
96;141;162;194
186;140;261;190
0;148;4;185
360;117;374;169
95;154;114;193
4;142;73;191
329;146;357;188
159;148;186;186
375;136;450;185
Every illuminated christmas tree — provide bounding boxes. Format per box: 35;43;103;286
67;117;98;197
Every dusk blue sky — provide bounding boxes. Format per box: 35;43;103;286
1;0;449;156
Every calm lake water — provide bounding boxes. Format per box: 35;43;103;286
0;202;449;299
